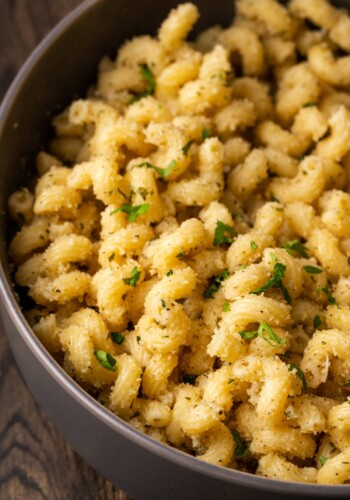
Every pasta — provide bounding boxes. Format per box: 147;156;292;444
8;0;350;485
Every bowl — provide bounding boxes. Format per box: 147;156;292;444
1;1;350;498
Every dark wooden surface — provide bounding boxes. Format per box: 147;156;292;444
0;1;130;498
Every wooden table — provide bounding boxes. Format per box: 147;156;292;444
0;1;130;498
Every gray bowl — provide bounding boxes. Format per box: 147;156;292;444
1;1;350;498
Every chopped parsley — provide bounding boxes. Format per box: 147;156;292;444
182;374;197;385
319;286;338;307
201;128;211;140
166;269;174;276
136;335;141;344
110;203;150;221
288;363;307;391
231;429;250;458
239;330;260;340
250;241;258;251
136;160;177;178
213;220;237;247
303;102;317;107
223;302;231;312
239;322;286;347
250;262;291;304
136;187;150;200
108;252;115;262
343;380;350;387
128;64;156;104
176;251;187;259
94;350;117;371
182;140;194;156
123;267;141;287
203;270;230;299
319;456;328;466
313;315;322;329
269;192;279;202
283;239;308;258
110;332;125;345
303;265;322;274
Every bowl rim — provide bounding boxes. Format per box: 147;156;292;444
1;0;350;495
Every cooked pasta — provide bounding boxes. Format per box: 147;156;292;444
8;0;350;485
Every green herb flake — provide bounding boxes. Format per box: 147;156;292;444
161;298;166;308
136;160;177;178
182;140;195;156
303;102;317;107
203;270;230;299
269;192;279;202
239;329;259;340
94;350;117;371
250;262;292;304
201;128;211;140
213;220;237;247
283;239;308;258
313;315;322;329
319;456;328;466
270;253;278;263
288;363;307;391
303;265;322;274
128;64;156;104
123;267;141;287
111;203;150;222
239;322;286;347
231;429;250;458
217;270;231;282
182;374;197;385
343;380;350;387
108;252;115;262
136;335;141;344
250;241;258;251
176;251;187;260
137;187;149;200
166;269;174;276
319;286;338;307
203;283;218;299
223;302;231;312
259;322;286;347
110;332;125;345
